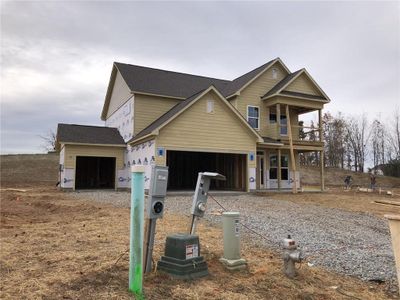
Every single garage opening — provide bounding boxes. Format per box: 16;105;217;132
167;150;247;191
75;156;115;189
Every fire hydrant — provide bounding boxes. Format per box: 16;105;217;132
283;235;303;278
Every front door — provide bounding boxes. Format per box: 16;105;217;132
268;153;290;189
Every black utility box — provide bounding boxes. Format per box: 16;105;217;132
157;233;208;279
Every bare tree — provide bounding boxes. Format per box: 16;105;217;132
323;112;347;168
39;129;57;152
346;114;370;172
387;108;400;160
370;118;386;167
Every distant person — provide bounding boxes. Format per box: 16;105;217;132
344;176;352;190
370;173;376;190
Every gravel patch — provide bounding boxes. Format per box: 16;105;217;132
68;190;397;289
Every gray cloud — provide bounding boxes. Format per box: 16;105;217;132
1;1;399;153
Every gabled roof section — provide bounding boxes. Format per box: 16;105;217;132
128;86;263;144
261;68;330;102
57;124;125;146
222;58;290;98
101;58;293;120
115;62;230;98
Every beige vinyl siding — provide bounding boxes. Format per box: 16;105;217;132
235;62;289;137
64;145;124;169
284;73;322;96
106;71;132;118
134;94;181;135
155;90;257;167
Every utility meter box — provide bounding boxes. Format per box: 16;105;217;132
157;233;208;279
147;166;169;219
191;172;226;218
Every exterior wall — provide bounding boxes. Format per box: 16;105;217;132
59;145;74;189
105;97;134;142
63;144;125;189
155;90;258;191
106;71;132;118
118;140;156;190
235;62;289;137
284;73;322;96
134;94;181;135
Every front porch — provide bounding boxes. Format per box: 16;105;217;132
256;98;326;192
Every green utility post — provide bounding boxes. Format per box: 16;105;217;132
129;166;145;296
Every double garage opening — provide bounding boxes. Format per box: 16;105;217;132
75;156;116;189
166;150;247;191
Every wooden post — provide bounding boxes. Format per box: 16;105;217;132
320;150;325;191
277;148;281;191
318;109;323;141
276;104;281;139
318;109;325;191
286;105;297;194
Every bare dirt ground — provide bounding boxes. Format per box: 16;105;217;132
1;184;399;300
259;187;400;218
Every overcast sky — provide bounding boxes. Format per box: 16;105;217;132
1;1;399;154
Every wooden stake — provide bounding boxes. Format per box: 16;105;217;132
286;105;297;194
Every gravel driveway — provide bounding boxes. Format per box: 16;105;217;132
69;191;397;289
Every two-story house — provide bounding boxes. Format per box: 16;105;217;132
56;58;330;192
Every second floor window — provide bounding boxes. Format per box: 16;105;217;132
270;111;287;135
247;106;259;130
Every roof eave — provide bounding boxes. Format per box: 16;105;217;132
261;93;329;103
127;132;158;145
61;142;126;147
131;90;185;100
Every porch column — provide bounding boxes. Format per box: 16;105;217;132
318;109;325;191
276;103;280;139
318;109;322;141
277;148;281;190
286;105;297;194
320;150;325;191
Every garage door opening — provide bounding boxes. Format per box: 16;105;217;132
75;156;115;189
167;150;246;191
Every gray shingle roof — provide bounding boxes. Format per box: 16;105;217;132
115;62;230;98
57;124;125;145
280;91;328;101
114;58;278;99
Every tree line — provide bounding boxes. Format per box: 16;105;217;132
299;110;400;177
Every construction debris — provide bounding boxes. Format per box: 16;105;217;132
374;200;400;207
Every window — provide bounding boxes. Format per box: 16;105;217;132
280;115;288;135
281;155;289;180
269;154;278;179
247;106;259;129
272;68;278;79
269;154;289;180
269;113;277;124
207;100;214;113
269;110;287;135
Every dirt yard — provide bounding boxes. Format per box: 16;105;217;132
1;184;399;300
259;187;400;218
